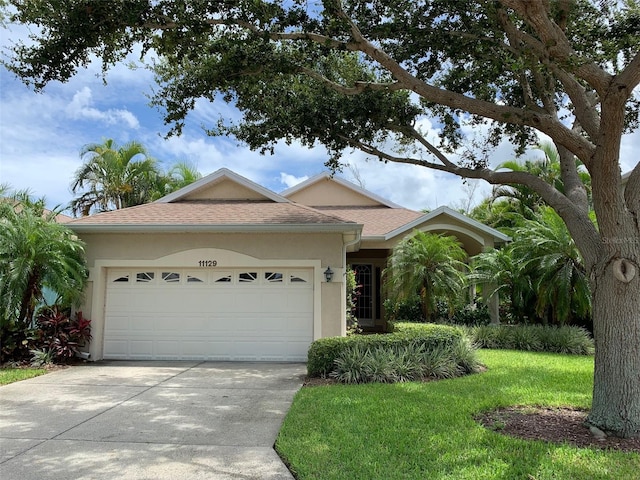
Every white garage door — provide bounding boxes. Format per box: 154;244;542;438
104;268;314;361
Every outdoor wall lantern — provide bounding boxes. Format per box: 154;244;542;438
324;266;334;282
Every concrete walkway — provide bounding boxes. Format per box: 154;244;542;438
0;361;306;479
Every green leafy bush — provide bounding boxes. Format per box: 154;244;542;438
345;268;361;335
450;336;482;374
468;324;593;355
0;322;37;364
29;348;55;367
389;322;464;340
390;346;424;382
450;303;491;326
331;345;406;384
308;323;480;381
386;298;491;327
33;306;92;362
536;325;594;354
510;326;543;351
307;336;352;377
329;338;480;384
383;296;423;323
467;324;501;349
331;345;370;384
363;348;397;383
419;345;459;379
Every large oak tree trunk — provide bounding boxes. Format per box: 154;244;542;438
587;247;640;438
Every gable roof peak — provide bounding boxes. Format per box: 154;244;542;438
155;168;290;204
281;171;402;208
383;205;511;243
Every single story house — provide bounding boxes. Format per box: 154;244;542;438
67;168;509;362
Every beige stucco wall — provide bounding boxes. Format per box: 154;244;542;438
77;231;347;361
80;232;344;265
183;180;268;201
322;282;345;337
286;179;381;206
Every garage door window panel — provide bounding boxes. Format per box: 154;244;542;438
136;272;155;283
186;272;205;283
239;272;258;283
288;270;311;285
212;271;233;284
162;272;181;283
265;272;284;283
109;270;132;285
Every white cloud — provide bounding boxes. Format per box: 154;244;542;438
65;87;140;129
0;152;78;209
340;152;479;211
279;172;309;188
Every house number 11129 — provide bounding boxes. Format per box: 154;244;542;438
198;260;218;267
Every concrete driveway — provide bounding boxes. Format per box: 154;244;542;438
0;361;306;480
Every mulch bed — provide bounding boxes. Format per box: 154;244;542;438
1;360;78;371
303;376;338;387
476;406;640;453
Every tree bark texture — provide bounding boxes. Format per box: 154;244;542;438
588;246;640;437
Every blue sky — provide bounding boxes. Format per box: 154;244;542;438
1;20;638;215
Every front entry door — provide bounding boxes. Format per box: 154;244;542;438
352;264;374;327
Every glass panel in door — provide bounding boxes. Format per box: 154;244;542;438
352;264;374;326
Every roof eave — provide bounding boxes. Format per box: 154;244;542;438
68;223;363;234
383;206;511;242
361;235;388;243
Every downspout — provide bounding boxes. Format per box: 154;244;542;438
342;230;362;272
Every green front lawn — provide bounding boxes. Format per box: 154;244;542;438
277;350;639;480
0;368;46;385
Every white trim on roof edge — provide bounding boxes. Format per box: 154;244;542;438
156;168;290;204
67;223;364;235
382;206;511;243
281;172;403;208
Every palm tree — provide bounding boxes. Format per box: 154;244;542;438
469;198;528;234
492;142;592;218
149;161;203;201
70;139;161;216
167;161;202;189
469;246;535;323
0;192;87;329
491;158;549;220
513;207;591;325
383;231;468;322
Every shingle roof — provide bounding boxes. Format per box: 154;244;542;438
54;212;73;223
67;200;355;227
314;206;423;237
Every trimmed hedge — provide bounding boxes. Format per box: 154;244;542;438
466;324;594;355
307;324;465;377
392;322;594;355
